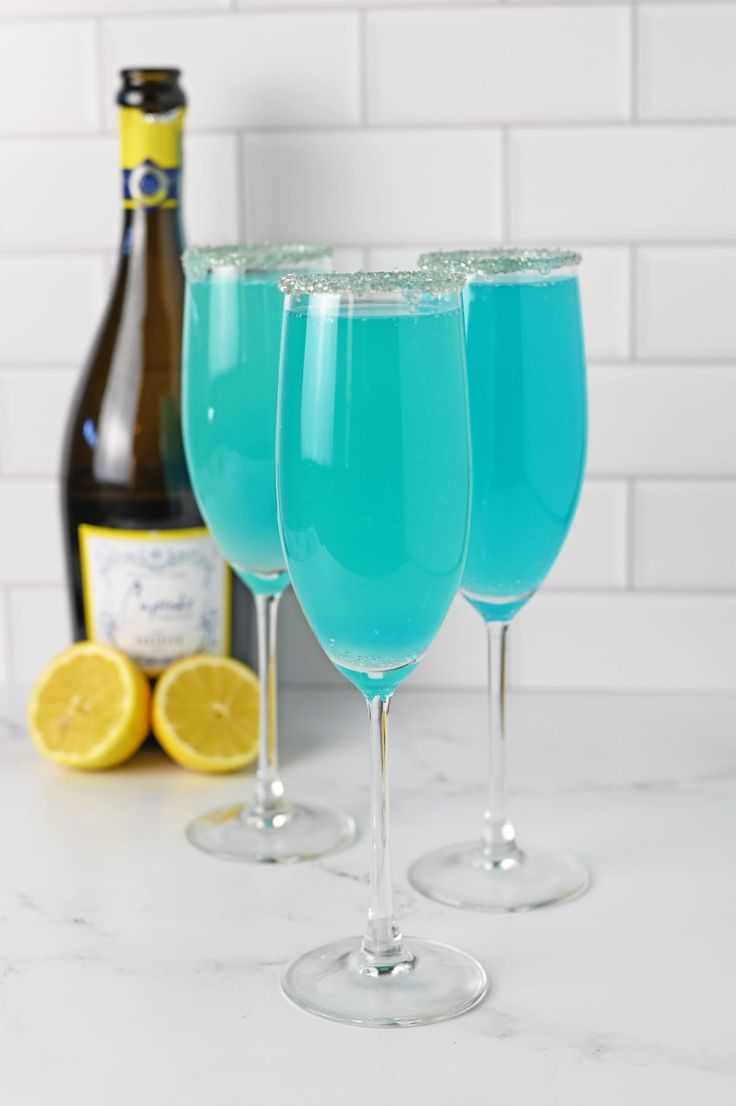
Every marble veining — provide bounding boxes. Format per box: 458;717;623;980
1;686;735;1105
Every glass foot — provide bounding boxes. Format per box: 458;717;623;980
409;841;590;913
282;936;488;1027
186;801;357;864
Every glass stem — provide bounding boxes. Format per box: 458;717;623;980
252;591;285;815
482;621;519;859
361;695;407;970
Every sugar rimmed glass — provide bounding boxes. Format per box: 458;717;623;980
410;248;590;912
181;244;356;863
275;271;488;1027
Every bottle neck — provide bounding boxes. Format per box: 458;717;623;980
118;103;185;260
119;205;184;261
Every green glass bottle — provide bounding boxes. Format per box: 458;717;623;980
61;68;235;675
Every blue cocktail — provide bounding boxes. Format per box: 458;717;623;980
181;244;356;863
276;271;487;1027
410;249;589;912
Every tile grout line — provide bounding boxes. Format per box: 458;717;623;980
8;242;736;256
0;588;14;687
501;126;510;243
6;121;736;141
8;241;736;251
91;18;106;134
585;473;736;484
0;576;732;599
629;243;638;360
282;682;736;697
625;478;637;590
3;356;736;369
0;582;66;592
234;132;247;242
3;473;736;487
629;1;639;124
358;7;368;129
0;0;715;24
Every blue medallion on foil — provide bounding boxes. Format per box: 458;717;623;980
122;159;180;207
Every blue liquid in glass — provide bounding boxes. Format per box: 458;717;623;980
461;275;587;621
277;301;470;698
183;273;289;595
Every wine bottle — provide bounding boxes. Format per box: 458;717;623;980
61;68;233;675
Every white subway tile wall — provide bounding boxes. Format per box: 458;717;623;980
587;367;736;476
411;592;736;692
0;0;732;691
0;21;98;135
0;135;241;250
8;588;75;686
365;8;631;124
638;4;736;121
0;482;65;585
0;369;80;477
634;481;736;591
510;127;736;242
101;14;362;130
242;130;503;244
0;256;107;363
0;591;8;685
637;248;736;360
545;481;628;591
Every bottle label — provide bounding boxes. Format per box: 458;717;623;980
119;105;184;209
78;524;230;674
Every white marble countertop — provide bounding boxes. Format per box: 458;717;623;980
1;686;734;1105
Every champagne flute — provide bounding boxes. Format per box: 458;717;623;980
275;270;487;1027
410;249;589;912
181;245;356;863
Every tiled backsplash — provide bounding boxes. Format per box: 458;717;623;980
0;0;734;691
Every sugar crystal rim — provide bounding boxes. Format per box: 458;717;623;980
418;248;582;278
183;243;332;279
279;269;466;297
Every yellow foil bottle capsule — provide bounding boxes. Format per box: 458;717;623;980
120;103;184;209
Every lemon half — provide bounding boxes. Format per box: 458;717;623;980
27;642;150;770
152;654;259;773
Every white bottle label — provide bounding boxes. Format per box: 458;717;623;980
79;525;230;673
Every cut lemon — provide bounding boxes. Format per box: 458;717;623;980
27;642;150;770
152;654;259;773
